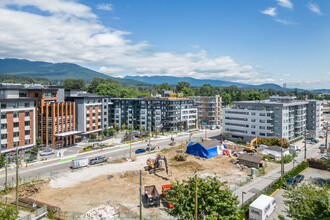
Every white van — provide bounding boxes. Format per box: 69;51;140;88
249;194;276;220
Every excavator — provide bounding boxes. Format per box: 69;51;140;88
146;154;169;175
244;137;258;152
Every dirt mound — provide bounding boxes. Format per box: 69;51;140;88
19;180;48;197
171;161;204;172
120;170;140;179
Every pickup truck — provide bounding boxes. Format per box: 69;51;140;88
144;185;160;208
89;156;108;165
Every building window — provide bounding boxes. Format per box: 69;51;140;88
44;93;56;97
1;124;6;129
13;103;19;108
251;119;256;122
251;125;255;128
14;122;19;127
25;103;30;107
259;126;265;130
13;112;18;118
260;133;266;136
25;112;29;116
251;131;256;135
35;93;39;97
1;144;7;150
1;134;7;139
14;142;19;147
93;126;95;130
25;130;30;135
1;104;6;108
25;121;30;126
260;120;265;123
1;113;6;119
251;112;256;116
25;140;30;144
14;132;19;137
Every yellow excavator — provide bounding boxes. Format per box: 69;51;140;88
146;154;169;175
244;137;258;152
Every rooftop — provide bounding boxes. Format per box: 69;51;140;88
199;139;222;149
238;154;263;163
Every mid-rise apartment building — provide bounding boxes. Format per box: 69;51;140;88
222;96;322;142
0;88;36;153
109;97;198;132
189;95;222;127
65;90;110;138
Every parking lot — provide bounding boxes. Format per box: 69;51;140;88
271;168;330;219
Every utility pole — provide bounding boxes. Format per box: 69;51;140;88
129;130;132;160
139;170;142;220
194;171;198;220
281;138;284;176
15;146;19;214
5;154;8;189
304;129;307;160
325;122;328;151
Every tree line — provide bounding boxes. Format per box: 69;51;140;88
63;77;330;105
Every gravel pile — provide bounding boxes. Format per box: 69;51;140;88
78;205;119;220
50;154;154;188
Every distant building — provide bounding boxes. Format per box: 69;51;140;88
0;88;36;153
259;145;290;160
189;95;222;127
237;154;263;168
222;96;322;142
109;97;197;132
65;90;110;138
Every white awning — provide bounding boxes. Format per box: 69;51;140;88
54;131;83;137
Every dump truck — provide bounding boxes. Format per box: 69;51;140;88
70;158;89;169
144;185;160;208
162;184;174;208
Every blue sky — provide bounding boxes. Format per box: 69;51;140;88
0;0;329;89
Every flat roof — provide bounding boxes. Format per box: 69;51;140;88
250;194;274;210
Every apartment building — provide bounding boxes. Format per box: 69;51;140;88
189;95;222;127
109;97;198;132
0;88;36;153
222;96;321;142
65;90;110;138
306;100;322;137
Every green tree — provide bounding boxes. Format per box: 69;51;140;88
114;124;119;132
182;87;195;96
88;77;106;93
122;123;126;130
156;83;172;93
0;203;17;220
176;81;190;92
95;82;121;97
283;183;330;220
221;92;231;105
323;157;330;171
0;154;5;168
139;125;143;135
90;133;97;140
63;78;85;90
107;128;116;137
129;124;134;130
36;136;42;146
166;176;241;219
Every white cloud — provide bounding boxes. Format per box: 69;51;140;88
0;0;267;84
307;3;322;15
276;0;293;9
275;18;297;25
96;3;113;11
261;7;277;17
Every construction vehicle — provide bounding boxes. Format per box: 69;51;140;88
162;184;174;208
244;137;258;152
144;185;161;208
146;154;169;175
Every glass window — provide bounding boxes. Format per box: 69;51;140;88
14;122;19;127
14;132;19;137
25;121;30;126
14;141;19;147
1;144;7;150
25;103;30;107
0;103;6;108
1;113;6;119
13;112;18;118
1;134;7;139
25;140;30;144
13;103;19;108
25;111;29;116
25;130;30;135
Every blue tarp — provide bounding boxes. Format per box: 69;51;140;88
186;142;220;159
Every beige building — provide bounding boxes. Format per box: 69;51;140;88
189;95;222;127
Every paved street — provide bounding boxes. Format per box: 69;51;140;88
234;138;326;206
0;129;221;186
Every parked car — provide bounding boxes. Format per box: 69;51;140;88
311;138;319;143
306;140;313;144
40;149;55;156
89;156;108;165
295;174;304;183
290;144;301;151
146;145;156;151
321;153;329;160
285;178;298;188
135;149;146;154
319;144;325;149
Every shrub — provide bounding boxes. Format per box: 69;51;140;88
174;153;187;161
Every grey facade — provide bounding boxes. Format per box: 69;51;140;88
65;90;110;137
222;96;321;142
306;100;322;137
109;98;197;132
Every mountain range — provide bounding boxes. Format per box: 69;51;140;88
0;58;329;92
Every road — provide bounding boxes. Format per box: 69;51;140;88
234;138;325;206
0;129;221;186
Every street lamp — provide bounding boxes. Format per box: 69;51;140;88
293;159;297;169
242;191;246;205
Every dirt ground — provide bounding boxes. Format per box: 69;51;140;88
3;145;248;218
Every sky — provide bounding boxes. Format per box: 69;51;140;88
0;0;329;89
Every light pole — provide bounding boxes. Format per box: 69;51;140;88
293;159;297;169
304;129;307;160
242;191;246;205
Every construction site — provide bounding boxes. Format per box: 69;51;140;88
0;140;258;219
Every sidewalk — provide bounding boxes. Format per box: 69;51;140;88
234;139;323;205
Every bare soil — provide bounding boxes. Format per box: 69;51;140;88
7;146;248;218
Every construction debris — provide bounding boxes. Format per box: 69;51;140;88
78;205;119;220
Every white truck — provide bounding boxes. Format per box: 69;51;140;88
71;158;89;169
249;194;276;220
